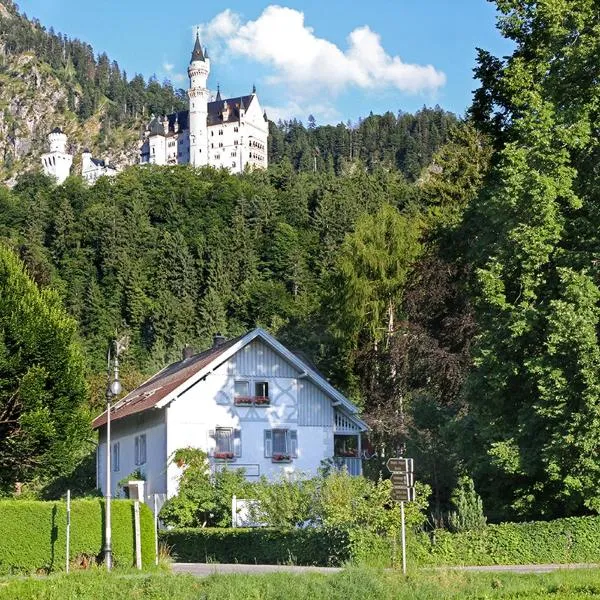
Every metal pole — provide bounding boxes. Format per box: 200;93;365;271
104;387;112;571
154;493;159;567
400;500;407;575
66;489;71;574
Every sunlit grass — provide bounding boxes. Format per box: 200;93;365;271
2;567;600;599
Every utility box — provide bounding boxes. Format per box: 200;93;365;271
127;480;145;502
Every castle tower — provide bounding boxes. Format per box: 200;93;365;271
187;32;210;167
41;128;73;184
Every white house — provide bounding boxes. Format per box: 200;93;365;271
139;33;269;173
93;329;367;510
81;149;118;184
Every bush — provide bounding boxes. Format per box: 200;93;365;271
447;476;487;532
0;499;155;574
412;516;600;566
160;527;351;566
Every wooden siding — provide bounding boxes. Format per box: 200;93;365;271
215;339;299;378
298;379;333;427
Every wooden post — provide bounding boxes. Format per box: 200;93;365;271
232;495;237;528
400;500;407;575
66;489;71;574
134;500;142;570
154;493;159;567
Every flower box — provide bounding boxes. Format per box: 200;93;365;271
337;450;358;458
213;452;234;460
272;453;292;463
234;396;254;406
254;396;270;406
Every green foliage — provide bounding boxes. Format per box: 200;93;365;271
159;527;351;566
465;0;600;519
447;476;487;533
0;499;154;574
159;448;252;528
0;245;90;492
413;516;600;567
6;567;600;600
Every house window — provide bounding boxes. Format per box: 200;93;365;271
255;381;268;400
265;429;297;461
234;380;250;401
134;434;147;465
112;442;120;472
214;427;241;459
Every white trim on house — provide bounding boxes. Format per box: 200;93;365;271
153;328;368;432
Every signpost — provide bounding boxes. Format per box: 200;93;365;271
387;457;415;575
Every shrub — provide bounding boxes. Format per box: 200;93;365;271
159;527;351;566
0;499;155;574
447;476;487;532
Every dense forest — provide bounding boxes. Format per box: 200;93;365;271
2;0;600;529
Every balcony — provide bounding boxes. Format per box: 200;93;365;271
333;456;362;477
234;396;270;407
333;456;362;476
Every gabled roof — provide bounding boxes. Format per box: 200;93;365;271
92;328;367;431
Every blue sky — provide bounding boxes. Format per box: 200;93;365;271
18;0;512;124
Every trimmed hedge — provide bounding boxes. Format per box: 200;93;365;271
412;516;600;566
0;499;155;574
160;527;351;566
161;516;600;567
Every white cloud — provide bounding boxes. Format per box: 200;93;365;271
195;6;445;96
163;62;174;73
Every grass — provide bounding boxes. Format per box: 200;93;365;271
2;568;600;599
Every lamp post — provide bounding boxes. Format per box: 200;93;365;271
103;343;122;571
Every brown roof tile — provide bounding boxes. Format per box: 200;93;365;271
92;336;242;429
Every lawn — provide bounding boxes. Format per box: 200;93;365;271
2;568;600;599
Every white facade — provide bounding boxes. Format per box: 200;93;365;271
41;128;73;184
81;150;118;185
41;130;119;185
94;329;366;511
140;34;269;173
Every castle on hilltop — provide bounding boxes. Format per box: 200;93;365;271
41;128;118;185
139;34;269;172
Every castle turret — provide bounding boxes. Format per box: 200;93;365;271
41;128;73;184
187;32;210;167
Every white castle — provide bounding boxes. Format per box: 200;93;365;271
139;33;269;172
41;128;118;185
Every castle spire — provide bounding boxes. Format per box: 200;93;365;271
191;31;205;63
216;84;222;102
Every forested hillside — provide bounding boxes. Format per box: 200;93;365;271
0;0;456;184
3;0;600;530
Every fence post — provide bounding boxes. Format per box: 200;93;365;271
66;489;71;574
232;495;237;528
134;500;142;570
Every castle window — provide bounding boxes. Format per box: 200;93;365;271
211;131;214;136
219;142;223;147
219;130;223;135
232;162;236;168
234;126;239;132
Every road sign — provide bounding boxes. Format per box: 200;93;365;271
386;457;414;474
391;487;416;503
391;472;413;487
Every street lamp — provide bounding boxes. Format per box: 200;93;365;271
103;343;122;571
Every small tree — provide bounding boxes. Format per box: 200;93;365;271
447;476;487;532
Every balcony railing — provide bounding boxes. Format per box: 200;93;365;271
333;456;362;476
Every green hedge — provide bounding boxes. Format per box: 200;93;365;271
160;527;350;566
161;516;600;568
412;516;600;566
0;499;155;574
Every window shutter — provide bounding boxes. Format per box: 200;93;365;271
264;430;272;457
134;436;139;465
234;429;242;457
290;430;298;458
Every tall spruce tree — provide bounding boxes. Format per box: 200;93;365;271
467;0;600;518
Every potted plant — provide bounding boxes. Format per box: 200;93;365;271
254;396;270;405
272;453;291;462
214;451;234;460
234;396;253;406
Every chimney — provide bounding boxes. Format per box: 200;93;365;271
213;333;226;347
182;345;194;361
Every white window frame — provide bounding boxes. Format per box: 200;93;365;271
264;429;297;460
213;427;241;459
134;434;147;466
